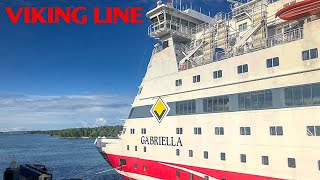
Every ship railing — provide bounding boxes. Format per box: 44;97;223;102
179;27;303;71
214;27;303;61
148;20;193;38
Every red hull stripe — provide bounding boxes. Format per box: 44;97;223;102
105;154;284;180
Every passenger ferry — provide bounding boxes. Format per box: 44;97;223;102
95;0;320;179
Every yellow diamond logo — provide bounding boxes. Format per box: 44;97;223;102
150;97;170;123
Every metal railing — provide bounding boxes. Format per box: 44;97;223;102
148;20;193;38
179;27;303;71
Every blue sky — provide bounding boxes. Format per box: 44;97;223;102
0;0;229;132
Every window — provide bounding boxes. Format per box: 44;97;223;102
176;149;180;156
130;129;135;134
194;127;202;135
176;128;183;134
238;22;247;32
189;173;194;180
238;90;272;110
203;96;229;112
240;154;246;163
189;150;193;157
141;128;146;134
318;160;320;171
176;170;180;177
135;146;137;151
262;156;269;165
176;100;196;115
162;41;169;49
204;151;209;159
213;70;223;79
205;175;209;180
307;126;320;136
138;86;143;95
270;126;283;136
266;57;279;68
193;75;200;83
134;163;138;169
237;64;248;74
144;146;147;152
143;165;147;171
285;84;320;107
120;159;127;166
127;145;129;150
302;48;318;60
288;158;296;168
215;127;224;135
176;79;182;86
221;152;226;161
240;127;251;135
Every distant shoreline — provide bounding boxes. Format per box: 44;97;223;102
1;125;123;139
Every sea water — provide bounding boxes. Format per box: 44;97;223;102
0;134;121;180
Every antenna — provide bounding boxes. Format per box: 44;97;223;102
179;0;182;10
200;7;202;13
190;2;193;9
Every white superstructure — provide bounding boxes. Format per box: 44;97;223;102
95;0;320;179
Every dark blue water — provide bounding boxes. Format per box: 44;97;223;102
0;134;121;180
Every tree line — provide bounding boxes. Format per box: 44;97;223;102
25;125;123;138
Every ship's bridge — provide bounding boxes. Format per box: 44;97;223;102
146;1;212;42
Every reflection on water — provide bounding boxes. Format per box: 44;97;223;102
0;134;121;180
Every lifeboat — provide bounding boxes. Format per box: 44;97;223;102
276;0;320;20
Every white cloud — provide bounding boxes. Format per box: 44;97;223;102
96;117;107;124
0;93;133;132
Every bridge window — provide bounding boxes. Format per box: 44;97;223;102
318;160;320;171
143;165;147;171
144;146;147;152
270;126;283;136
176;149;180;156
205;175;209;180
237;64;248;74
193;75;200;83
194;127;202;135
215;127;224;135
135;146;137;151
240;127;251;135
266;57;279;68
288;158;296;168
176;128;183;134
134;163;138;169
307;126;320;136
127;145;129;150
302;48;318;60
130;129;135;134
262;156;269;165
213;70;223;79
176;79;182;86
